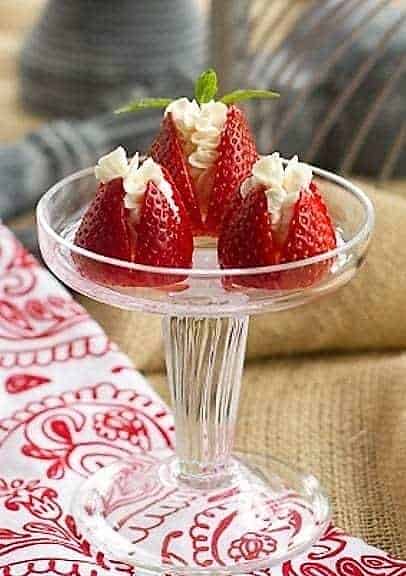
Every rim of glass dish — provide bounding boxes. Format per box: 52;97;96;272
37;164;375;278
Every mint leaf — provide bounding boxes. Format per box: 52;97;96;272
115;98;173;114
221;89;280;105
195;69;218;104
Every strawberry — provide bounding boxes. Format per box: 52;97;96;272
74;158;193;287
150;112;204;234
278;182;337;289
74;178;136;286
131;174;194;286
218;173;337;290
151;105;258;236
119;68;279;236
205;105;259;235
218;185;274;270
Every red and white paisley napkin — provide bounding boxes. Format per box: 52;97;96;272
0;223;403;575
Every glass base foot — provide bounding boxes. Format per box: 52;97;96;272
72;450;330;575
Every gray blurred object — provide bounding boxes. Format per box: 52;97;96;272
13;227;42;261
245;0;406;179
210;0;250;93
3;106;169;257
0;109;162;221
20;0;207;117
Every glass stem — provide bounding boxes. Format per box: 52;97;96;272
162;316;249;487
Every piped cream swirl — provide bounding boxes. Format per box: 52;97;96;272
95;146;129;183
241;153;313;231
94;147;177;223
165;98;228;173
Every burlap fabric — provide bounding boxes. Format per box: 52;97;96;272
1;1;406;558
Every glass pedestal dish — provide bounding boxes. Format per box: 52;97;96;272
37;166;374;575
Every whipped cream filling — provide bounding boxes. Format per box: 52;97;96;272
95;147;177;223
241;153;313;233
95;146;129;184
165;98;228;173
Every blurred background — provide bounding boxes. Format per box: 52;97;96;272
0;0;405;253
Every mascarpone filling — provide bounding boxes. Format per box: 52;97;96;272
241;153;313;234
95;147;177;223
165;98;228;174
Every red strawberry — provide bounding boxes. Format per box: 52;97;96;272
151;105;258;236
74;178;136;286
218;181;336;289
122;68;279;232
130;175;194;286
278;183;337;288
74;169;193;287
218;186;274;269
205;106;259;235
151;113;203;234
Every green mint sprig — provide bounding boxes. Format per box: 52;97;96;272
220;89;280;105
115;69;279;114
116;98;173;114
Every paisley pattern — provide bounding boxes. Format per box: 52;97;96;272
0;223;403;574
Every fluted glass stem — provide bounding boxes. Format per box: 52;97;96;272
162;316;249;487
